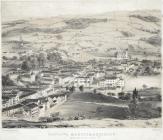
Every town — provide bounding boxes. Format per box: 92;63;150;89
2;8;162;127
2;37;161;122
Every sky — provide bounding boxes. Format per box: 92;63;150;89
1;0;162;22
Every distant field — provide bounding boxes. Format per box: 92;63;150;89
124;75;161;91
2;10;161;62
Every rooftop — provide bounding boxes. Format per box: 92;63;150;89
105;76;118;80
2;104;23;112
23;103;38;110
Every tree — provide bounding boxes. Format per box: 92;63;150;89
13;56;17;60
21;60;31;71
93;89;96;94
132;88;138;101
128;88;139;118
35;73;41;83
66;86;69;91
31;56;38;69
118;92;125;99
2;56;7;60
156;94;161;101
17;75;21;82
79;85;84;92
2;75;15;86
144;66;151;74
70;86;75;93
38;52;46;67
47;52;62;62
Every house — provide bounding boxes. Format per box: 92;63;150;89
116;49;128;60
41;77;55;86
38;92;67;117
2;86;18;93
74;76;92;88
58;75;74;86
2;89;68;118
23;103;40;118
98;76;125;89
28;86;54;99
2;88;21;108
116;78;125;88
104;76;119;87
21;72;36;83
153;66;161;73
2;104;23;117
72;72;81;77
95;71;105;79
18;90;37;101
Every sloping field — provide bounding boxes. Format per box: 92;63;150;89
2;10;161;62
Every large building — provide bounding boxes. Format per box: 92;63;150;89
74;76;92;88
116;49;128;60
98;76;125;88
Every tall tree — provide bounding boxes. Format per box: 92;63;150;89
2;75;15;86
79;85;84;92
21;60;31;71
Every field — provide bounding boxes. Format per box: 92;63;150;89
2;91;161;128
2;10;161;62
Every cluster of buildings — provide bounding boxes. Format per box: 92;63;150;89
2;41;161;120
2;66;69;119
2;84;67;118
2;52;127;119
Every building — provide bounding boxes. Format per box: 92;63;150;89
116;78;125;88
74;76;92;88
23;103;40;118
116;49;128;60
2;104;23;117
95;71;105;78
2;88;68;118
104;76;119;87
58;75;74;86
153;66;161;74
98;76;125;88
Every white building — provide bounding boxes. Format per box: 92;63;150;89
116;78;125;88
98;76;125;88
95;71;105;78
74;77;92;88
116;49;128;60
58;76;74;86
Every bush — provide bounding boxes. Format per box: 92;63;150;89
134;102;161;118
96;106;103;113
2;75;15;86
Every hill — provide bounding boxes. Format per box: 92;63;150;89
2;10;161;62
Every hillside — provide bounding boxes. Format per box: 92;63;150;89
2;10;161;62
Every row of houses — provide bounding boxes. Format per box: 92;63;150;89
2;90;68;118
